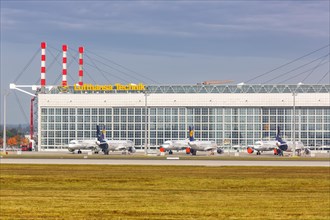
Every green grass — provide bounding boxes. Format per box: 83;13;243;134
1;165;329;219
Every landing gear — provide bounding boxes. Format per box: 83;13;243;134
256;151;261;155
169;150;173;155
190;149;197;156
78;150;82;154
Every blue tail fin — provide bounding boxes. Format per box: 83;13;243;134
97;125;104;142
276;126;288;152
189;126;195;141
96;125;109;154
275;126;285;144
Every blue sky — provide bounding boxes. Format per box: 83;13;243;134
1;0;329;124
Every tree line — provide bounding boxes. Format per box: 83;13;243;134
0;125;30;147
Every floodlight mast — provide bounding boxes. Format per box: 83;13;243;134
9;83;39;152
9;84;37;97
3;90;10;154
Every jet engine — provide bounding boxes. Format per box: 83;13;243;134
279;144;288;151
190;148;197;155
217;148;224;154
275;148;283;156
128;146;136;153
68;148;75;153
99;143;109;155
247;147;254;154
304;148;311;155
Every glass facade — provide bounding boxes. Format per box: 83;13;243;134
40;106;330;150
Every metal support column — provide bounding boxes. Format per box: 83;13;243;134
144;91;148;155
3;91;10;153
293;91;297;156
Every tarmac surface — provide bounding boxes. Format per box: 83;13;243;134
1;158;329;167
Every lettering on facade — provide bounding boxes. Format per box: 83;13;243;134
73;83;145;91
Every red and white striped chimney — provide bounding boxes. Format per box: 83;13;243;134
78;46;84;86
40;42;46;91
62;44;68;87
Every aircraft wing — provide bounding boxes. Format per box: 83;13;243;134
188;142;198;148
114;145;128;151
204;146;216;151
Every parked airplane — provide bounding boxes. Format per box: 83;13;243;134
160;139;189;154
247;126;310;156
284;141;310;156
96;125;136;155
68;139;100;154
187;126;222;155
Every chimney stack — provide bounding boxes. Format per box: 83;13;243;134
62;44;68;87
40;42;46;92
78;46;84;86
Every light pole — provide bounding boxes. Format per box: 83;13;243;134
3;90;10;153
144;90;149;155
292;83;302;157
292;91;297;157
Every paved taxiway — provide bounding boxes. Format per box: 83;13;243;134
1;158;329;167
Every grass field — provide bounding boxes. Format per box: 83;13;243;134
1;165;329;219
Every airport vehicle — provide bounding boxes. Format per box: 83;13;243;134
96;125;136;155
247;126;310;156
160;139;189;154
68;139;100;154
187;126;220;155
21;145;32;151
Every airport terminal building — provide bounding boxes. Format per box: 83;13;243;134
36;83;330;151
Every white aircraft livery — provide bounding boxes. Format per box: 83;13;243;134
187;126;223;155
96;125;136;155
160;139;189;154
247;126;310;156
68;139;100;154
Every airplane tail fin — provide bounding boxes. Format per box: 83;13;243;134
96;125;109;154
97;125;105;142
275;126;285;144
102;125;106;139
275;126;288;152
97;125;100;140
189;126;195;141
